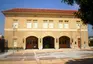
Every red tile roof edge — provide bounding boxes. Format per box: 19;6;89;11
2;8;77;14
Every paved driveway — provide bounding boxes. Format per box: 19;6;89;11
0;49;93;64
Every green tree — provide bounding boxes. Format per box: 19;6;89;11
62;0;93;25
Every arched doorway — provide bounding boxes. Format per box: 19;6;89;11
43;36;54;49
26;36;38;49
59;36;70;48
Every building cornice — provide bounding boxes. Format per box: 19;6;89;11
4;28;88;31
2;8;77;18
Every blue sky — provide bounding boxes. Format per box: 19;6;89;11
0;0;93;36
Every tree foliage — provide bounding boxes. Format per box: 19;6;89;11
62;0;93;25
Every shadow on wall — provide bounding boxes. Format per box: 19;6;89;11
65;58;93;64
0;38;8;53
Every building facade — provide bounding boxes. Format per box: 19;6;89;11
2;8;89;49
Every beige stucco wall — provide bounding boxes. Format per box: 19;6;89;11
4;16;89;49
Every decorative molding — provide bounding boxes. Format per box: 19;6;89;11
5;28;88;31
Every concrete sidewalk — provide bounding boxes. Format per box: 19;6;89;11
0;50;17;58
0;49;93;64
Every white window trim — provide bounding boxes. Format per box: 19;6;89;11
43;20;48;28
33;21;38;28
64;23;69;29
49;22;54;28
27;22;32;28
58;20;63;28
13;22;18;28
76;24;81;29
59;23;63;28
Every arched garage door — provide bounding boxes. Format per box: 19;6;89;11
43;36;54;49
26;36;38;49
59;36;70;48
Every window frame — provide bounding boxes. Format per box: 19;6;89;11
33;20;38;28
49;20;54;28
58;20;63;28
43;20;48;28
26;21;32;28
64;20;69;29
12;19;19;28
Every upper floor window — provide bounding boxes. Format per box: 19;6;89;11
64;20;69;28
76;21;81;29
64;24;69;28
33;20;38;28
49;20;54;28
58;20;63;28
27;20;32;28
13;19;18;28
43;20;48;28
76;24;81;29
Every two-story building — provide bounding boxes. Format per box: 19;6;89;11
2;8;89;49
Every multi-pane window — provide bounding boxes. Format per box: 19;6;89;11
27;20;32;28
43;20;48;28
76;21;81;29
76;24;81;28
64;24;69;28
13;19;18;28
58;20;63;28
33;20;38;28
49;20;53;28
64;20;69;28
